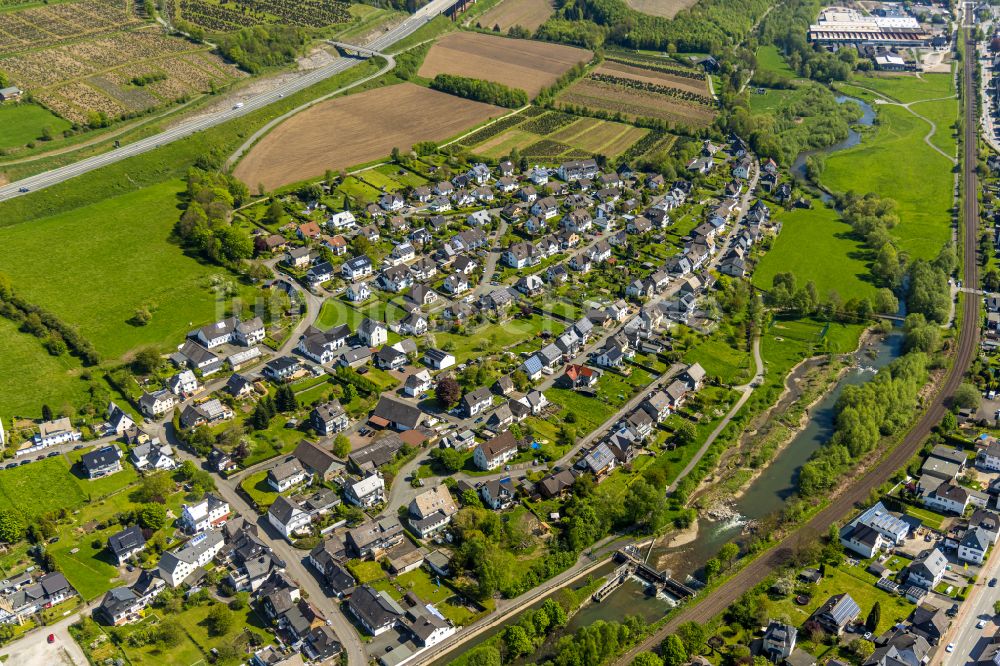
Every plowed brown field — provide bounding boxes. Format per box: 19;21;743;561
417;31;592;97
234;83;503;190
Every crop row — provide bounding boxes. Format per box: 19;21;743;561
522;139;573;159
178;0;350;31
519;110;577;135
459;112;528;147
618;129;674;163
588;73;715;106
0;0;138;56
605;52;705;80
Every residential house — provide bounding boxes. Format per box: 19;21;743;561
346;518;403;558
108;525;146;565
462;387;494;418
158;530;224;587
180;495;230;534
408;485;458;538
33;417;82;448
268;496;312;540
480;478;517;510
423;348;456;370
267;459;309;492
80;446;122;479
810;593;861;635
347;585;404;636
473;431;518;471
346;474;386;508
370;395;423;431
342;256;373;281
357;318;388;347
294;439;344;481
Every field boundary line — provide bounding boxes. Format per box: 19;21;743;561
226;54;395;170
438;104;532;148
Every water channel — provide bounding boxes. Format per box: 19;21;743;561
434;93;889;664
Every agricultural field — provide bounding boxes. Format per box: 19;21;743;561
174;0;351;32
820;92;954;260
477;0;554;32
0;180;257;360
467;110;650;161
0;0;139;56
417;31;593;97
623;0;699;18
0;28;245;125
0;103;73;150
558;58;716;127
753;202;877;302
234;82;504;190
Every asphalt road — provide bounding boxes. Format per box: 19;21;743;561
614;28;982;666
0;0;455;203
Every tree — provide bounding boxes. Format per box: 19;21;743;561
633;653;664;666
432;447;464;473
0;510;25;543
436;376;461;408
865;602;881;632
265;199;284;225
41;404;53;421
660;635;688;666
703;557;722;580
275;384;298;412
464;646;502;666
674;420;697;447
675;621;706;656
156;618;184;647
502;625;533;658
205;603;233;636
333;433;351;458
953;383;981;410
132;306;153;326
851;639;875;661
138;503;167;530
135;473;173;503
132;347;162;374
719;542;739;566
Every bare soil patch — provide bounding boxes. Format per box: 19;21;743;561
234;83;503;190
418;31;592;97
623;0;699;18
477;0;554;32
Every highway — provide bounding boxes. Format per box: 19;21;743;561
614;24;982;666
0;0;454;203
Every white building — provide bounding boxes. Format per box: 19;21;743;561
268;496;312;541
180;495;230;534
158;530;224;587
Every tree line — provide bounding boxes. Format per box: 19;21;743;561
174;167;258;271
430;74;529;108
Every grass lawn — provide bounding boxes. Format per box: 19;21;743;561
753;202;876;302
0;456;86;519
682;329;752;385
50;521;124;601
749;87;797;114
849;71;954;104
240;470;279;510
435;315;564;363
0;103;72;150
389;568;478;625
762;317;867;379
348;559;387;584
0;180;256;360
909;97;960;157
545;368;653;437
903;503;947;530
769;563;912;635
755;45;796;79
820;102;953;260
66;447;139;498
0;317;92;418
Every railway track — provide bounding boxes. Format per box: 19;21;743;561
614;28;982;664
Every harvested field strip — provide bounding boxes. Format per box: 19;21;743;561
417;31;592;97
234;83;504;190
623;0;698;19
478;0;554;31
548;116;648;154
605;52;706;80
558;78;716;127
598;61;709;95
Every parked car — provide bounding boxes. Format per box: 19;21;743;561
47;634;55;644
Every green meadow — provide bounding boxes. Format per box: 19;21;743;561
753;203;876;302
0;180;255;360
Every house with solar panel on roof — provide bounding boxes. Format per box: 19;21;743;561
809;593;860;635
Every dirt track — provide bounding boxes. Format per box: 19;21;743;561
614;29;980;666
418;31;592;96
233;82;503;190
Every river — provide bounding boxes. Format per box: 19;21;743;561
434;92;890;664
791;94;877;186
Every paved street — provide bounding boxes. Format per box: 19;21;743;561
0;0;456;203
0;600;96;666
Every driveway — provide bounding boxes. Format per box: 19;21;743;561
0;605;91;666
